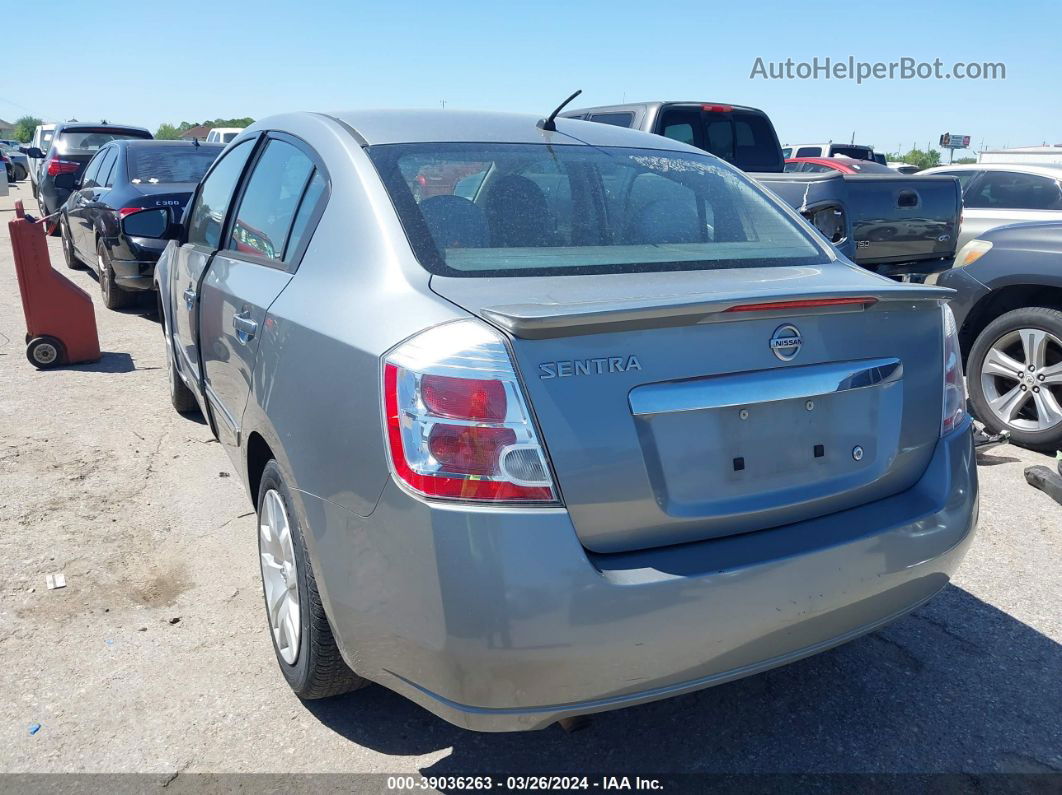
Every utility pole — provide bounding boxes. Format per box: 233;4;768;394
440;100;447;110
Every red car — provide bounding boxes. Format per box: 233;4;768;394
784;156;898;175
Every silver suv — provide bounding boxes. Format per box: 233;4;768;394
154;110;978;731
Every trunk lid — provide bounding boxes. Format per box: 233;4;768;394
432;265;949;554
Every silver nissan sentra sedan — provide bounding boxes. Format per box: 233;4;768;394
152;109;978;731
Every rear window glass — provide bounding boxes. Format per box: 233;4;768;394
658;108;784;172
55;128;150;154
369;143;825;278
829;145;874;161
127;146;222;184
588;112;634;128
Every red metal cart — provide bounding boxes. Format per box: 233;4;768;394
9;201;100;368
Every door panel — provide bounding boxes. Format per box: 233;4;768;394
171;243;216;381
199;257;292;446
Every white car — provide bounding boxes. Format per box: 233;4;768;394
205;127;244;144
26;123;56;191
921;163;1062;249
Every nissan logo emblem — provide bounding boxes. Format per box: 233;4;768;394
770;324;803;361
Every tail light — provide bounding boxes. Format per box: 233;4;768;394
802;204;846;245
46;158;80;176
383;320;557;503
941;304;966;435
119;207;146;218
701;104;733;113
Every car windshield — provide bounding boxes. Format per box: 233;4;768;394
369;143;825;278
127;146;222;184
54;128;150;154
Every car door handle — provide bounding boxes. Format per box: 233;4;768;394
183;287;196;309
233;312;258;344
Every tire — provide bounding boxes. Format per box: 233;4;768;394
60;216;83;270
256;460;366;699
26;336;65;369
13;164;26;182
968;306;1062;452
163;320;198;414
96;239;134;310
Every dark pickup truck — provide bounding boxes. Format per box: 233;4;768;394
562;101;961;277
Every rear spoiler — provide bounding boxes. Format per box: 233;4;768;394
482;285;953;340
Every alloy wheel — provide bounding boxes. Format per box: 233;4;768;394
259;489;301;665
980;327;1062;432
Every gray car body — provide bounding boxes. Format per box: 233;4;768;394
933;220;1062;355
156;109;978;731
921;163;1062;250
563;101;962;275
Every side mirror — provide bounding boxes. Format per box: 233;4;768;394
23;147;45;159
122;208;177;239
53;173;77;191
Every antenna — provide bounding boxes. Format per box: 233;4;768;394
538;89;582;132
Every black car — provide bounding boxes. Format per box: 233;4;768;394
58;139;224;308
24;122;153;218
932;220;1062;450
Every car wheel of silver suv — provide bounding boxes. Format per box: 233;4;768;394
256;460;367;699
968;307;1062;451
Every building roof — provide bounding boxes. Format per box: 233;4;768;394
180;125;211;140
0;119;14;131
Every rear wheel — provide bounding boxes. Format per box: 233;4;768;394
60;217;83;270
26;336;65;369
257;461;366;699
968;307;1062;451
97;239;134;310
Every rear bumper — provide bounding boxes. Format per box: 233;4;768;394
299;420;978;732
108;236;164;291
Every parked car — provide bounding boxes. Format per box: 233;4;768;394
57;139;223;309
206;127;244;144
153;109;977;732
782;143;878;162
24;123;55;193
929;221;1062;450
1;144;30;181
1;151;13;184
785;156;900;175
920;163;1062;249
24;122;153;218
562;102;962;277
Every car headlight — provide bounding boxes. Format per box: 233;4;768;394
954;239;992;267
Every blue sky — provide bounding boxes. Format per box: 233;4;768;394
4;0;1057;155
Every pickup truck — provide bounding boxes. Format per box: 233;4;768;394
561;101;961;277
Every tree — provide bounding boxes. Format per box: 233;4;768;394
884;148;941;170
155;123;182;140
153;117;255;140
14;115;43;143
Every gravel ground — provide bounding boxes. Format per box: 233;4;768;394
0;183;1059;778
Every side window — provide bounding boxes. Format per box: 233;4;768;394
284;170;327;262
965;171;1062;210
80;151;106;189
98;148;119;188
781;147;793;158
795;147;821;158
228;138;315;263
931;170;980;192
186;139;255;249
587;112;634;128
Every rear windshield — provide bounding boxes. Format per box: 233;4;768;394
658;108;784;172
828;145;874;161
127;146;222;184
369;143;825;278
54;128;150;154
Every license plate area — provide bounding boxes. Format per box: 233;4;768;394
630;358;903;525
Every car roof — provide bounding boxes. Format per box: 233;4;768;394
114;139;223;149
922;163;1062;178
321;109;701;151
54;121;151;135
564;101;767;116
